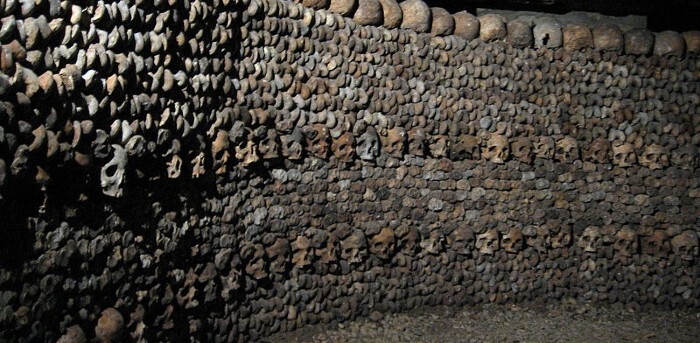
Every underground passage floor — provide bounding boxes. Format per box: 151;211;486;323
268;301;700;343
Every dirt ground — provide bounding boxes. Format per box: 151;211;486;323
268;300;700;343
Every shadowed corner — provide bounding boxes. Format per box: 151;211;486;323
0;178;42;270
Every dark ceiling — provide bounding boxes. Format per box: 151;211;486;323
422;0;700;31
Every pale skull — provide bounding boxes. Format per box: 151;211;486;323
639;144;668;170
304;124;330;159
101;145;128;198
356;127;381;161
380;127;406;158
612;142;636;167
447;226;475;256
502;227;524;253
191;152;206;178
166;155;183;179
555;136;579;163
482;134;509;164
476;229;500;255
613;227;638;257
578;226;602;253
332;132;355;162
340;229;367;265
533;136;555;159
584;138;610;164
370;227;396;260
671;230;699;261
511;137;533;163
449;135;480;160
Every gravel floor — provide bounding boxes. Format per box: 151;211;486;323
268;300;700;343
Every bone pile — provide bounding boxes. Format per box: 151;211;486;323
0;0;698;341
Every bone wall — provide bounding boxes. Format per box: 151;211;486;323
0;0;699;342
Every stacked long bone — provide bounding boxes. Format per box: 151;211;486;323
0;0;699;198
304;0;700;55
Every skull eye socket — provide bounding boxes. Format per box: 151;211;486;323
104;164;119;176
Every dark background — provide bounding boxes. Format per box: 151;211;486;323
423;0;700;32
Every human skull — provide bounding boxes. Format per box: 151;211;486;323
407;128;427;157
671;230;699;261
428;135;450;158
584;138;610;164
304;124;330;159
280;129;304;160
396;225;421;255
612;142;636;167
578;226;602;253
166;155;183;179
476;229;500;255
291;235;313;268
235;140;259;166
380;127;407;158
671;145;697;170
356;127;381;161
533;136;555;159
482;134;509;164
639;144;668;170
332;132;355;162
370;227;396;260
447;226;475;256
449;135;480;160
551;226;573;248
613;227;638;257
641;230;671;257
555;136;579;163
265;237;290;274
211;130;230;174
241;242;268;280
502;227;524;253
419;230;444;255
258;129;281;160
315;231;339;264
524;225;550;253
101;145;128;198
232;126;259;167
340;229;367;265
190;152;206;178
511;136;533;163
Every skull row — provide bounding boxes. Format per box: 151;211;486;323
578;226;699;261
